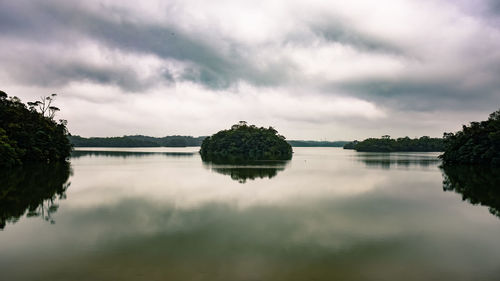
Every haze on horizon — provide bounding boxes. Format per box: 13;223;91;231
1;0;499;140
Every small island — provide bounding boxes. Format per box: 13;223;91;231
200;121;293;162
440;109;500;165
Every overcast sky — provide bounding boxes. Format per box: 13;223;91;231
1;0;499;140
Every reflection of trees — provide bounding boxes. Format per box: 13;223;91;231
203;160;289;183
212;167;283;183
71;150;196;159
356;153;440;169
0;162;71;230
441;165;500;218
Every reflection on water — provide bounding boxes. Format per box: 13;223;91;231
442;165;500;218
355;152;441;169
0;162;71;230
203;160;289;183
2;148;500;281
71;150;196;158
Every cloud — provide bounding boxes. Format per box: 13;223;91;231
0;0;499;138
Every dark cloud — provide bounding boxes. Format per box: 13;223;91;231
335;77;500;112
0;0;499;138
307;20;407;56
488;0;500;15
0;45;172;91
0;0;299;90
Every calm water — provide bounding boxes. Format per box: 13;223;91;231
1;147;500;281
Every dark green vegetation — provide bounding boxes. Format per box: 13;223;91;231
0;162;71;230
200;122;293;162
0;91;72;167
442;165;500;218
343;136;443;152
70;135;347;148
342;141;358;149
287;140;348;147
69;135;206;147
440;109;500;165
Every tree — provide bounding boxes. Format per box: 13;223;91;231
0;91;72;167
440;109;500;165
27;93;60;120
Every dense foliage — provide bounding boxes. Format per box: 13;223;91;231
69;135;206;147
70;135;347;148
441;165;500;218
0;91;72;167
0;162;71;229
200;122;293;162
440;109;500;165
288;140;349;147
70;135;159;147
343;136;443;152
343;141;358;149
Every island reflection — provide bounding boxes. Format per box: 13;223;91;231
441;165;500;218
71;150;196;159
355;153;441;169
203;160;290;183
0;162;71;230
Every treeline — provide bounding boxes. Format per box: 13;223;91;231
0;91;72;167
70;135;349;148
440;109;500;165
69;135;206;147
343;136;444;152
288;140;348;147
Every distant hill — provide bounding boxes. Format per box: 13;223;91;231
69;135;206;147
69;135;348;148
343;136;443;152
287;140;349;147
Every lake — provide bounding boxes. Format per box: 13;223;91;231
1;147;499;281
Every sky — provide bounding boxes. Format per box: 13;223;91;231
1;0;499;140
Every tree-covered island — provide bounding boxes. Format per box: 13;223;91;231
0;91;72;167
440;109;500;165
200;121;293;162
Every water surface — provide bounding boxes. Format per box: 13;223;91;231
1;147;499;281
